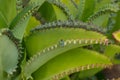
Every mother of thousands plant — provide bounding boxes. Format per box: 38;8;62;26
0;0;120;80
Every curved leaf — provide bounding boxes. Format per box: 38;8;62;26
0;12;7;28
25;26;107;57
25;17;40;36
0;58;3;80
10;0;46;39
112;30;120;43
52;0;73;20
0;0;16;24
31;20;106;34
95;0;111;12
52;4;67;20
23;38;108;79
38;1;57;22
78;68;102;79
23;24;108;79
110;11;120;34
0;34;19;75
77;0;95;21
87;3;119;27
61;0;78;19
61;76;70;80
32;48;112;80
104;44;120;64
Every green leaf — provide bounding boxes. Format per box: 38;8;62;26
24;17;40;36
61;0;78;19
23;38;108;79
23;25;108;79
10;5;34;29
0;12;7;29
87;3;119;27
104;44;120;64
0;34;19;75
52;4;67;20
10;4;34;40
78;68;102;79
12;16;30;39
0;0;16;24
10;0;46;39
0;58;3;80
77;0;95;21
25;27;107;57
74;0;80;4
61;76;70;80
110;11;120;33
91;13;110;27
51;0;73;20
112;30;120;42
32;48;112;80
38;1;56;22
95;0;111;12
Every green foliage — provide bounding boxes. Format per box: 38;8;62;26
33;48;111;80
38;1;57;22
0;31;19;80
0;0;16;24
113;30;120;42
0;12;7;28
0;0;120;80
77;0;96;21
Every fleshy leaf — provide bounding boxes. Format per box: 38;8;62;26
0;12;7;28
110;11;120;34
0;58;3;80
25;17;40;36
104;44;120;64
52;4;67;20
23;38;109;79
25;25;107;57
95;0;111;12
0;34;19;75
38;1;56;22
112;30;120;43
87;3;119;27
10;0;46;39
61;0;78;19
0;0;16;24
32;48;112;80
78;68;102;79
77;0;95;21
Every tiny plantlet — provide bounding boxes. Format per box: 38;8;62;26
0;0;120;80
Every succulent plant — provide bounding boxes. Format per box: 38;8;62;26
0;0;120;80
